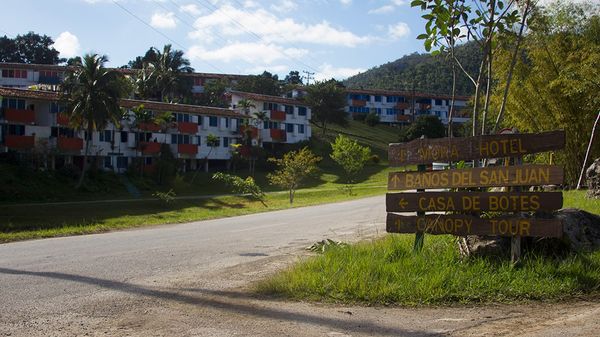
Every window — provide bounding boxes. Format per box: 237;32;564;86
138;132;152;142
193;77;203;86
117;157;128;169
99;130;112;142
176;113;190;122
8;124;25;136
197;116;203;125
50;102;64;114
145;157;153;165
264;121;270;129
298;106;307;116
286;123;294;133
374;95;382;102
1;98;26;110
223;137;229;148
435;99;443;106
52;127;75;138
225;118;229;128
171;134;191;144
264;102;278;110
104;157;112;169
196;136;202;145
285;105;294;114
298;124;305;134
386;108;398;115
1;69;27;78
120;131;128;143
209;116;218;127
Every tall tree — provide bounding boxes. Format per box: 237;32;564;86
235;71;281;96
267;147;321;205
305;80;348;135
0;32;64;64
62;54;125;188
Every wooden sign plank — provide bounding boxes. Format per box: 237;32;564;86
388;130;565;166
386;191;563;212
388;165;563;190
386;213;563;237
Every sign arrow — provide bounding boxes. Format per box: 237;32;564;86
390;174;401;188
398;198;408;209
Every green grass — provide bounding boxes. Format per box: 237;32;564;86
255;235;600;305
255;190;600;305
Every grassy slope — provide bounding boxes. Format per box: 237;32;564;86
255;190;600;305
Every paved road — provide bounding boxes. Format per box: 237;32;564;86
1;195;598;337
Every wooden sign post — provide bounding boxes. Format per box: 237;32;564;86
386;130;566;258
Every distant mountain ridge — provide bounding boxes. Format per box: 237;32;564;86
344;42;482;97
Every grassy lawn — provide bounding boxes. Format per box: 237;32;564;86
255;190;600;305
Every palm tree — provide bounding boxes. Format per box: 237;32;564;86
154;111;175;139
62;53;125;189
129;104;155;175
204;133;220;172
148;44;193;102
252;110;269;147
237;99;255;115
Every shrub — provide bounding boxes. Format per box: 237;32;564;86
365;112;380;126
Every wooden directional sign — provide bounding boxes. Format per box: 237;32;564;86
386;191;563;212
388;165;564;190
388;130;565;166
386;213;563;238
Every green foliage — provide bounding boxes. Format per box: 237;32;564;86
401;115;446;142
305;80;348;133
152;189;176;205
0;32;64;64
364;111;380;126
267;147;321;204
235;71;281;96
195;78;229;107
306;239;348;254
330;135;372;184
212;172;265;205
206;134;220;148
344;42;482;96
154;144;178;185
491;2;600;185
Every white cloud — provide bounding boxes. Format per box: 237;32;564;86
340;0;352;5
368;5;394;14
315;63;364;81
391;0;407;5
388;22;410;39
245;64;289;74
189;4;369;47
150;12;177;29
187;42;308;64
180;4;202;16
52;31;81;58
271;0;298;13
243;0;259;8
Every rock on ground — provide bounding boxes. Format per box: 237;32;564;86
587;158;600;198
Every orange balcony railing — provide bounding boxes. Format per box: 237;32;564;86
177;121;198;134
270;110;286;121
57;113;70;126
178;143;198;155
5;135;35;149
396;114;411;122
240;125;258;139
419;103;432;110
139;141;161;154
396;102;410;109
270;129;286;142
4;108;35;124
351;99;367;107
138;122;161;132
57;137;83;152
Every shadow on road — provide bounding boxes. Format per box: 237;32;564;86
0;267;437;337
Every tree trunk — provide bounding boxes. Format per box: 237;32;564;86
289;188;294;205
76;127;92;189
448;62;457;138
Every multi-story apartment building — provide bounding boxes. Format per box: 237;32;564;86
229;90;312;146
345;88;470;125
0;87;247;172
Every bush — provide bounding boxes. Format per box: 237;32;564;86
370;154;380;164
365;112;380;126
353;113;367;121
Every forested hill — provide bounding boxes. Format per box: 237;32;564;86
343;42;482;96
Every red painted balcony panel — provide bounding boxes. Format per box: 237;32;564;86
143;164;156;174
396;102;410;110
419;103;432;110
139;141;161;154
240;126;258;139
5;135;35;149
351;99;367;107
270;110;286;121
396;114;411;122
57;113;70;126
4;108;35;124
178;143;198;155
138;122;161;132
178;121;198;134
57;137;83;152
270;129;286;142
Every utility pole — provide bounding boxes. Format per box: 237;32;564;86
302;70;315;85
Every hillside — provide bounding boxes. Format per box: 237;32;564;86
344;42;482;96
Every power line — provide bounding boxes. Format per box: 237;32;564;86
191;0;320;74
302;70;315;85
111;0;224;73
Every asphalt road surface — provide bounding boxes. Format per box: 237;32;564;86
1;195;598;336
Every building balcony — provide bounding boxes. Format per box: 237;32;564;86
396;102;410;109
57;137;83;152
57;113;70;126
240;125;258;139
178;143;198;155
270;129;287;142
351;99;367;107
38;75;61;85
177;121;198;134
139;141;161;154
396;114;411;122
270;110;286;121
5;135;35;149
138;122;161;132
419;103;432;110
3;108;35;124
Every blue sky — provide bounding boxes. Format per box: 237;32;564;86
2;0;434;80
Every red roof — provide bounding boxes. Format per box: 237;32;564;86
345;88;471;101
229;90;307;106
